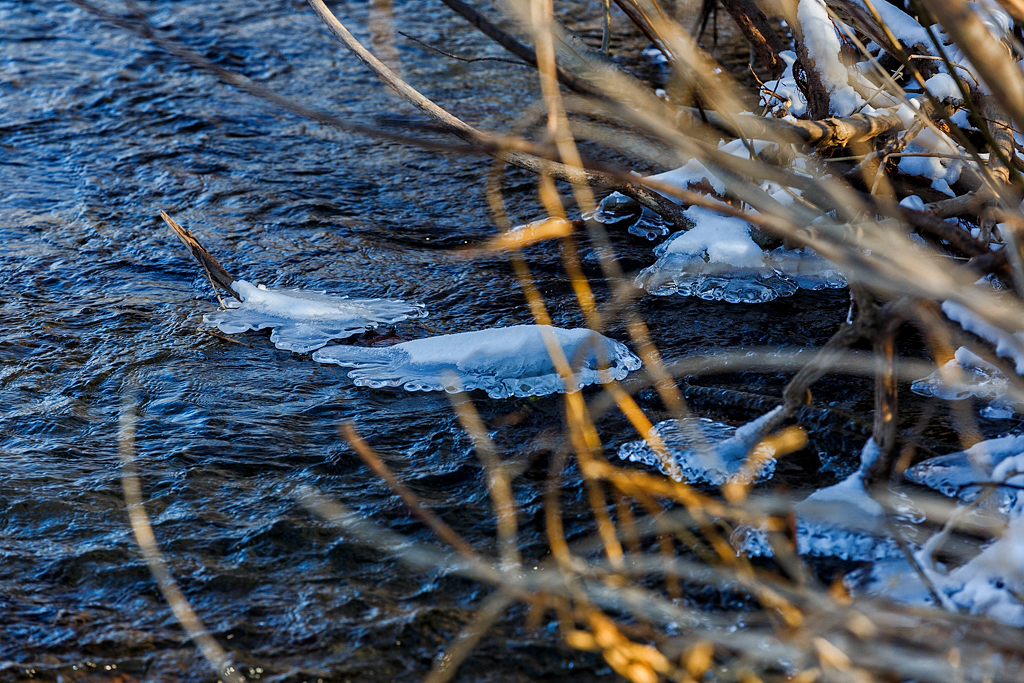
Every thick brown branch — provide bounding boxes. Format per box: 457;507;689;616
866;312;902;486
982;97;1015;186
674;99;926;148
610;0;669;59
720;0;786;77
900;208;989;257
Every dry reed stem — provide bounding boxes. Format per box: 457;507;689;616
423;589;518;683
340;422;480;559
119;398;247;683
448;390;522;571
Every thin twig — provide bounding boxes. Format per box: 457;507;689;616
340;422;479;559
197;327;252;347
398;30;531;66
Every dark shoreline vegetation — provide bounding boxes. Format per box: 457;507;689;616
7;0;1024;681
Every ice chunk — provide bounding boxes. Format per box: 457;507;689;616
594;192;639;225
204;280;427;354
617;407;784;484
741;440;904;561
861;450;1024;626
636;208;845;303
906;451;989;500
638;256;797;303
905;434;1024;510
910;346;1019;417
766;247;847;290
311;325;641;399
626;209;673;240
592;193;673;240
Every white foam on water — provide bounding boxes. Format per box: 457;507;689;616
312;325;641;399
204;280;427;353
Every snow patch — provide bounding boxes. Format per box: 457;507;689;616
797;0;865;117
853;0;930;48
943;300;1024;374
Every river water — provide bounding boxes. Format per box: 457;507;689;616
0;1;951;681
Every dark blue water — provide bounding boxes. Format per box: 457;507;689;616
0;1;906;681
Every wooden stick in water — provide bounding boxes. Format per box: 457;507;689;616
160;210;241;301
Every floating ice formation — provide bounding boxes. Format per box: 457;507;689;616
617;407;784;485
204;280;427;354
905;434;1024;509
911;346;1019;419
311;325;641;399
741;440;905;561
592;137;848;306
859;436;1024;626
592;193;672;240
634;206;845;303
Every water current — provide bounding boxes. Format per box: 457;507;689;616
0;1;986;681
